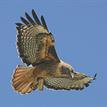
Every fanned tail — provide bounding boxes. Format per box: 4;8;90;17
12;66;38;94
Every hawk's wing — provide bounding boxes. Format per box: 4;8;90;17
44;72;96;90
16;9;60;66
12;66;96;94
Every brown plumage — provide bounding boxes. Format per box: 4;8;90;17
12;10;96;94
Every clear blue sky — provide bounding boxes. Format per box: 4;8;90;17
0;0;107;107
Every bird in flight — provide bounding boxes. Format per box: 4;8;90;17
12;9;96;94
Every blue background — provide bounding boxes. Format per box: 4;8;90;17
0;0;107;107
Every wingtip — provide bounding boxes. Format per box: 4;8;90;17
41;15;49;31
93;73;97;80
25;12;28;16
25;12;30;18
41;15;43;19
32;9;35;13
32;9;36;17
20;16;23;20
15;23;18;25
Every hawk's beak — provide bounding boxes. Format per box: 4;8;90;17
70;72;74;78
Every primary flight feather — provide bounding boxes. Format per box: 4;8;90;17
12;9;96;94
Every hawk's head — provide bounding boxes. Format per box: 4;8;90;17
59;60;75;78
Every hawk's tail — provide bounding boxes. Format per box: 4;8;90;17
12;66;38;94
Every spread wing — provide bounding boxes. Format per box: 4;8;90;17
44;73;96;90
16;9;60;66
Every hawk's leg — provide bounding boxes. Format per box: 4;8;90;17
37;78;44;91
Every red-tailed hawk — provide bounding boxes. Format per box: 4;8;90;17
12;10;96;94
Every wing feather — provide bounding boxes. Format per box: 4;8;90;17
44;73;95;90
32;9;41;25
20;17;29;25
16;10;60;66
16;23;23;27
41;16;49;31
25;12;35;24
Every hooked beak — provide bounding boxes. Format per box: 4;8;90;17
70;71;75;78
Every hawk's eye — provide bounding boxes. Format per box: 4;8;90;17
62;66;70;73
61;66;74;77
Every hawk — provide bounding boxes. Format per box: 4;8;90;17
12;9;96;94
